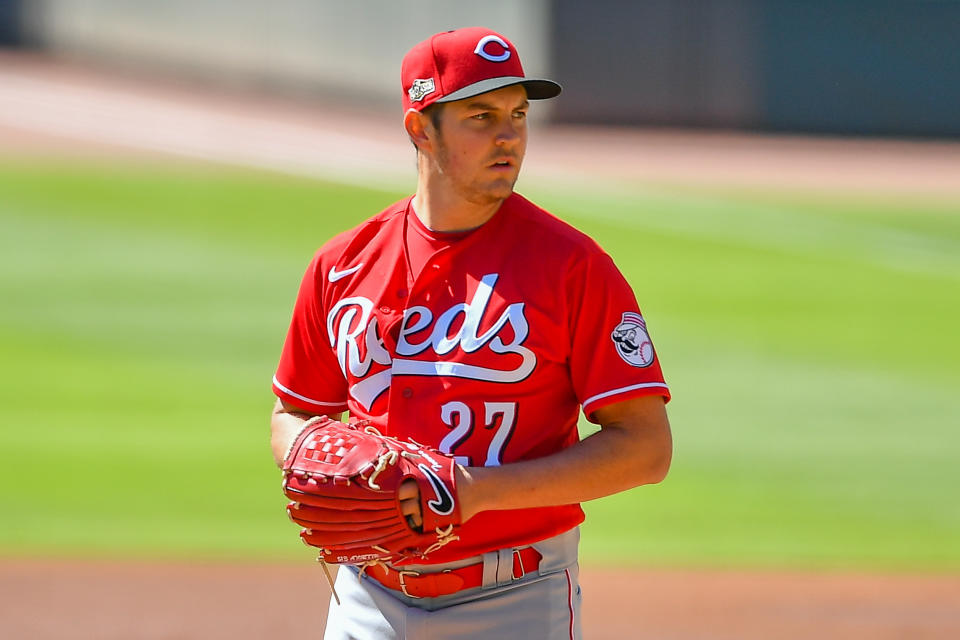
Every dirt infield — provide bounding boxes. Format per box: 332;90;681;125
2;559;959;639
2;53;959;639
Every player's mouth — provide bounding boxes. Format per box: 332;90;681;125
488;158;516;171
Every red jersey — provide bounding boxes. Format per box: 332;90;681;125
273;192;670;562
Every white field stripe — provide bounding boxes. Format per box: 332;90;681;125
272;376;345;408
582;382;670;412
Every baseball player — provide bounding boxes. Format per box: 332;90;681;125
270;27;672;639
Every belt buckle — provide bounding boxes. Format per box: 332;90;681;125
398;570;421;598
512;548;526;580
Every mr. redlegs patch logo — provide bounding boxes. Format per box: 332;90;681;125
611;312;655;367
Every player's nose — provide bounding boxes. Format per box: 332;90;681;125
494;120;523;147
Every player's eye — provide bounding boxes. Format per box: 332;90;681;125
513;110;528;119
471;112;490;120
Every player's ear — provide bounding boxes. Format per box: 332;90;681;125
404;108;433;153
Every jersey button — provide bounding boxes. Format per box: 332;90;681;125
396;288;408;298
402;387;414;399
379;305;392;314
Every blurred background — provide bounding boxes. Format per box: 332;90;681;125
1;2;958;638
4;0;960;136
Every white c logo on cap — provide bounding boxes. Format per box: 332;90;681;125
474;35;511;63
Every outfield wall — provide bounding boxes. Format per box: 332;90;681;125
550;0;960;137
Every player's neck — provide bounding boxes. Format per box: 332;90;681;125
412;183;505;233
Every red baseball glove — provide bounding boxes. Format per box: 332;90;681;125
282;417;462;567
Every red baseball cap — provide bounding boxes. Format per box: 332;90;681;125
401;27;562;112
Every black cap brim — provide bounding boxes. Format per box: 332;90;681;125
436;76;562;104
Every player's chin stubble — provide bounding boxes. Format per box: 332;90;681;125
435;140;519;205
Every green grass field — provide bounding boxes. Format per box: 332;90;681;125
1;159;958;571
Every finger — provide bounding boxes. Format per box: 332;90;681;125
400;497;423;529
398;479;420;501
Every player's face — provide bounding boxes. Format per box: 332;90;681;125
431;85;529;205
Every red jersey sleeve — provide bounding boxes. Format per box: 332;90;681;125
567;251;670;423
272;252;349;413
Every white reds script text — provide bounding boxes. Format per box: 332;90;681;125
326;274;535;409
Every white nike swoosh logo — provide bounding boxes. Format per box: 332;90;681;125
328;264;363;282
418;463;455;516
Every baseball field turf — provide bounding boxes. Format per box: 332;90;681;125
1;159;957;572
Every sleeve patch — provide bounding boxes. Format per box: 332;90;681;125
611;312;655;368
